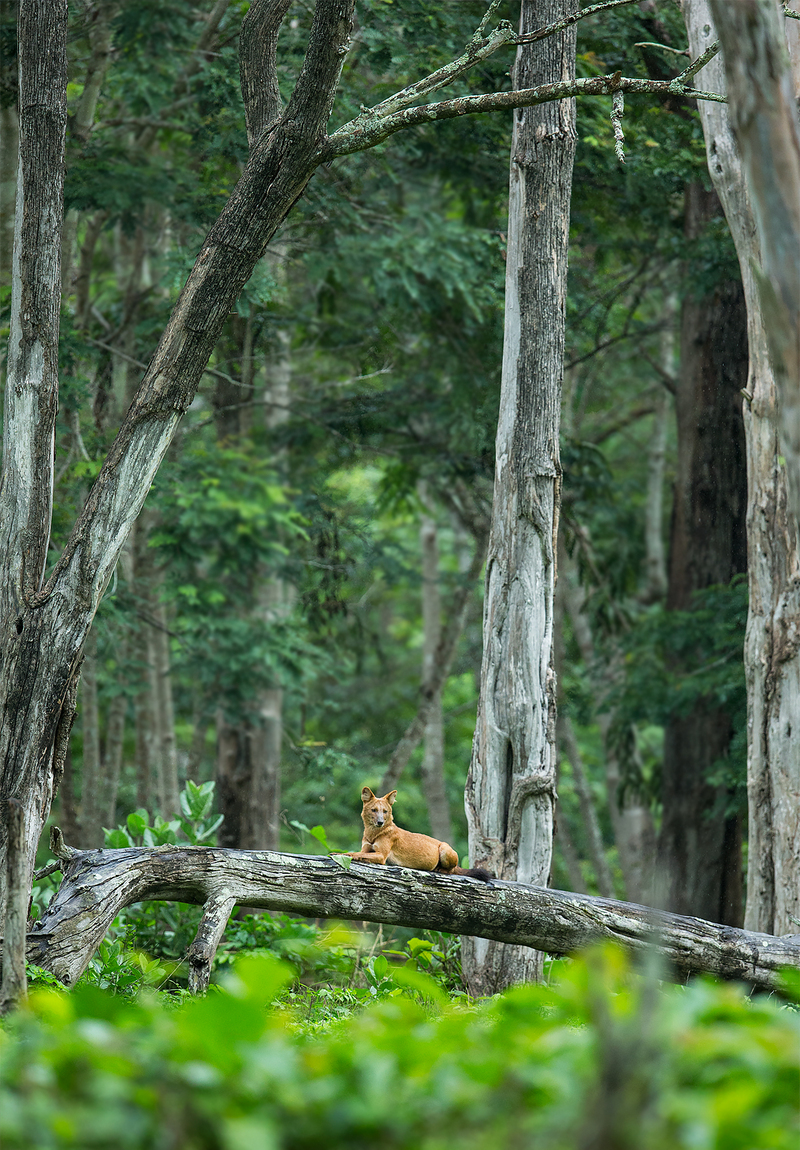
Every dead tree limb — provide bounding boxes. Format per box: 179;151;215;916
20;839;800;992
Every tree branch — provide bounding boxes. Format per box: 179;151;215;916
239;0;293;149
186;892;237;994
323;74;726;160
25;842;800;991
283;0;355;140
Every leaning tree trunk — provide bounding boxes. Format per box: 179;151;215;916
658;182;748;926
463;0;577;995
683;0;800;936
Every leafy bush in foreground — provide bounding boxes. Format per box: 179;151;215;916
1;947;797;1150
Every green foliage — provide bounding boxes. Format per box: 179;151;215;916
103;780;223;848
1;947;797;1150
606;578;748;809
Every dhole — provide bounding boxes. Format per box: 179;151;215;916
346;787;492;881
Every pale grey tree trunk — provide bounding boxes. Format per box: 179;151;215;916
708;0;800;521
683;0;800;935
463;0;576;995
420;513;452;844
642;313;673;603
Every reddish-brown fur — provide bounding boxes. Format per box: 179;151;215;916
346;787;491;881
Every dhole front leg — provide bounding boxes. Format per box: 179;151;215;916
346;849;390;865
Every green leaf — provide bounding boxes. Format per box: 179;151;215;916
103;827;133;849
126;810;149;839
309;825;329;850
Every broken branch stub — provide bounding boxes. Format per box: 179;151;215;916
19;839;800;992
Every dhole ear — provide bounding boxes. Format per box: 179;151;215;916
361;787;376;803
384;790;397;806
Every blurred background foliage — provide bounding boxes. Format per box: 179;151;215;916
4;946;799;1150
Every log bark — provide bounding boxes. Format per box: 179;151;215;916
683;0;800;937
22;839;800;993
463;0;576;995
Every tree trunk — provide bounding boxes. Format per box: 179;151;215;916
0;801;27;1013
641;315;674;603
657;183;748;926
683;0;800;937
560;546;657;905
708;0;800;521
463;0;576;995
558;714;615;898
25;838;800;993
380;530;487;794
153;601;180;819
420;513;452;844
247;687;282;849
0;0;69;920
78;629;104;847
553;573;614;898
102;684;127;830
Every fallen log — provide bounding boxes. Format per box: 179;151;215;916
21;832;800;992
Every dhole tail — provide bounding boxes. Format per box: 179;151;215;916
452;866;493;882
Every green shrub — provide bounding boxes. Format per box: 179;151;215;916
1;946;797;1150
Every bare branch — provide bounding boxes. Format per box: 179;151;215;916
324;74;726;160
669;39;719;89
515;0;640;44
364;17;517;121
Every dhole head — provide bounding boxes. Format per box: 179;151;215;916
360;786;396;828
